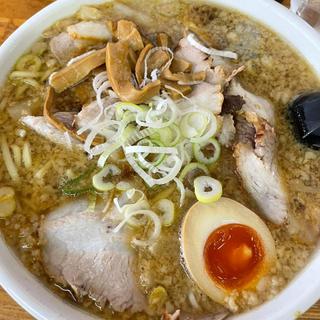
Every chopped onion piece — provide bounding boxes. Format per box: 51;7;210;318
194;176;222;203
125;145;178;155
153;199;175;227
113;209;162;247
187;33;238;59
174;177;185;207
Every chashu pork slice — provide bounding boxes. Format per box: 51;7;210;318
229;80;275;126
49;32;98;65
21;115;82;150
40;200;147;313
234;112;288;225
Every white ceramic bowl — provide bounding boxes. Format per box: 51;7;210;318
1;0;320;319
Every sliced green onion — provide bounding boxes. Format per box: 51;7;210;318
153;199;175;227
180;112;208;139
60;167;95;196
190;112;218;144
135;138;166;169
150;183;176;204
150;124;181;147
179;163;210;183
115;102;146;120
124;127;155;146
97;141;122;168
194;176;222;203
125;145;177;155
136;95;178;129
167;124;182;146
97;124;137;168
121;110;136;124
122;124;137;142
92;164;121;192
193;138;221;165
150;127;172;145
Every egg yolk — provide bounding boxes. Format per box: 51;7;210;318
204;223;264;290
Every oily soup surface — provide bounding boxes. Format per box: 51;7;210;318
0;0;320;318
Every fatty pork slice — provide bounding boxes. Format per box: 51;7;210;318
217;114;236;147
234;112;288;225
49;32;97;65
75;96;119;129
21;115;82;150
175;37;208;68
40;200;146;313
189;82;224;114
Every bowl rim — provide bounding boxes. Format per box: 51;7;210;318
1;1;320;319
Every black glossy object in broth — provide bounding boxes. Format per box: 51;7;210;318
289;91;320;149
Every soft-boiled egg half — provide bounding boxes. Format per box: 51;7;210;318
180;197;276;305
